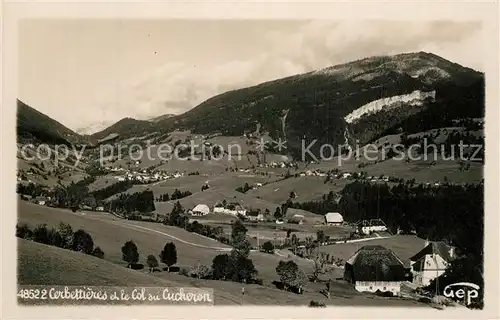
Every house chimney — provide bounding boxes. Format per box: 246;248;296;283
449;247;454;258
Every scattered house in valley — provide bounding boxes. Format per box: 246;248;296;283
289;214;304;225
81;205;92;211
246;210;264;222
96;206;105;212
325;212;344;226
357;219;388;235
343;245;410;295
409;240;456;287
342;172;352;179
190;204;210;216
213;202;247;216
34;196;47;206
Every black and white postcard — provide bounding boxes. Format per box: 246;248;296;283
2;1;499;319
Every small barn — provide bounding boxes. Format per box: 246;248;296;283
325;212;343;225
191;204;210;216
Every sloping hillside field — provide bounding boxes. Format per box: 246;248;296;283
17;201;427;306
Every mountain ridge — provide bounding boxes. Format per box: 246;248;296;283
18;51;484;158
17;99;85;145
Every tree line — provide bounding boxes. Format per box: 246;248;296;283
155;189;193;202
338;180;484;306
16;222;104;258
109;190;156;215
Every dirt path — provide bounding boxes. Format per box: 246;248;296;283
116;222;232;252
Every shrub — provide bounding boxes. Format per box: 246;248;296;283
309;300;326;308
189;264;212;279
261;241;275;254
178;267;189;276
16;223;32;239
121;240;139;268
92;246;105;259
72;229;94;254
32;224;50;244
146;254;159;272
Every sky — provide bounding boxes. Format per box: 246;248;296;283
18;19;483;134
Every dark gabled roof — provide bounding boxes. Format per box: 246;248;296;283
345;245;408;282
409;241;455;263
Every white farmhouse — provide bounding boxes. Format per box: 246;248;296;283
213;203;247;216
325;212;343;226
342;172;352;179
343;245;410;296
191;204;210;216
357;219;388;235
409;241;456;287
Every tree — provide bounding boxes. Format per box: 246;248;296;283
316;230;326;244
274;207;282;220
276;260;307;292
286;229;292;238
57;222;74;249
32;224;50;244
291;234;299;255
233;256;257;283
264;208;271;217
231;220;251;258
312;252;329;282
83;195;97;209
16;223;32;239
304;236;317;258
72;229;94;254
160;242;177;272
212;254;232;280
262;241;275;254
92;246;105;259
189;264;212;279
146;254;159;272
281;203;289;218
167;201;186;227
121;240;139;268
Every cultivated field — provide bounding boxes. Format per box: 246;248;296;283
246;176;350;203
